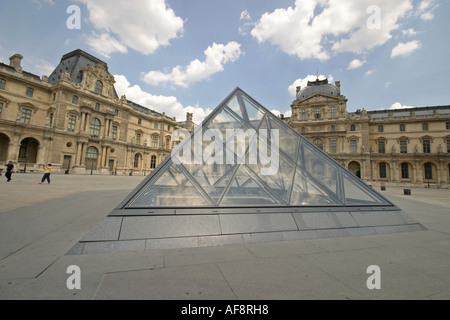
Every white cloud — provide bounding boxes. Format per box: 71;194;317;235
391;40;421;58
114;75;212;124
250;0;413;61
365;69;376;76
402;28;417;36
86;32;128;59
142;42;243;88
288;74;334;97
21;57;55;77
416;0;438;21
78;0;184;56
347;59;366;70
390;102;414;110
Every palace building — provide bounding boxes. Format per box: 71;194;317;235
0;50;193;175
289;78;450;188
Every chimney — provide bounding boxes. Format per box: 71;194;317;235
335;81;341;90
296;86;301;94
9;54;23;72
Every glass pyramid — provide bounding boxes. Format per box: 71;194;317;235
125;88;392;209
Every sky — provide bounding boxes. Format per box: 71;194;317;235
0;0;449;124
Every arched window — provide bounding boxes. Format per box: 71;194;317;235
150;155;157;169
424;162;433;180
300;109;307;121
95;80;103;95
89;118;101;137
134;153;141;168
314;108;321;120
313;138;323;151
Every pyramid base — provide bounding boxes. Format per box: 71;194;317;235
67;208;426;255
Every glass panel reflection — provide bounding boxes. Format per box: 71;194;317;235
130;163;212;207
343;170;387;205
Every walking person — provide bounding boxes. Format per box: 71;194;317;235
5;161;14;182
39;163;52;184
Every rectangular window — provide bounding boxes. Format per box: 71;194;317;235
330;140;337;153
26;87;34;97
300;109;307;121
400;124;406;132
138;118;142;125
72;95;78;104
154;122;159;129
115;109;119;116
423;140;431;154
378;141;385;154
330;107;337;119
68;115;76;132
0;79;6;90
136;133;141;145
401;163;409;179
379;163;387;179
21;109;32;124
447;140;450;153
95;103;100;111
0;102;3;115
112;126;118;140
400;140;408;154
152;136;158;148
422;123;428;131
350;140;357;153
446;122;450;130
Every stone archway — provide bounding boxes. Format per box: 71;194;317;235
348;161;361;178
19;137;39;164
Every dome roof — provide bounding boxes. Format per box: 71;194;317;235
296;78;341;101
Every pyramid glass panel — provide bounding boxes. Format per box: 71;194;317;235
219;164;283;206
298;141;343;201
129;162;213;207
342;170;387;205
265;113;300;162
290;166;342;205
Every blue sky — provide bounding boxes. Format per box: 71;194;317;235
1;0;449;123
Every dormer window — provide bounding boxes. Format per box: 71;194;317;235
95;80;103;95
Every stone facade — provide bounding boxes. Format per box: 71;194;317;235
288;78;450;188
0;50;193;175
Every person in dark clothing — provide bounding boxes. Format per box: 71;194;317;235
5;161;14;182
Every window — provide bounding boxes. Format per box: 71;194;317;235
68;115;77;132
447;139;450;153
422;123;428;131
424;163;433;180
0;79;5;90
154;122;159;129
350;140;357;153
350;124;356;132
423;140;431;154
95;103;100;111
26;87;34;97
301;127;306;134
0;102;3;115
400;140;408;154
330;140;337;153
379;163;387;179
112;126;118;140
114;109;119;116
136;133;141;145
330;125;336;132
330;106;337;119
21;109;32;124
378;141;386;154
152;136;159;148
378;125;384;133
138;118;142;125
313;138;323;151
168;125;171;131
95;80;103;95
89;118;101;138
72;95;78;104
400;124;406;132
165;138;171;149
314;108;321;120
150;155;157;169
85;147;98;170
401;163;409;179
134;154;141;168
446;122;450;130
300;109;307;121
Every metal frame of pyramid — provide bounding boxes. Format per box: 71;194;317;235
68;88;424;255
